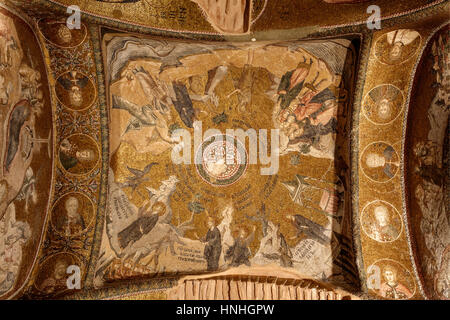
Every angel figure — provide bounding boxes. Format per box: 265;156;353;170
57;71;90;108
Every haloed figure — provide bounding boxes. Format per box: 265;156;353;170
225;226;256;267
379;265;412;299
39;259;69;294
56;71;90;109
199;217;222;272
389;42;404;63
57;196;86;236
369;205;398;242
365;146;398;179
56;24;72;45
59;138;95;172
384;29;420;64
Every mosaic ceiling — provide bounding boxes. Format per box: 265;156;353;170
0;0;448;300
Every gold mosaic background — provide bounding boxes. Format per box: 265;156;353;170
0;0;448;300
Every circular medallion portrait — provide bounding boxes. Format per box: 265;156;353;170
51;192;95;237
34;253;82;295
360;142;399;183
363;84;404;125
361;200;403;243
55;71;96;112
374;29;421;65
195;135;248;186
58;134;100;175
38;19;87;48
369;259;416;299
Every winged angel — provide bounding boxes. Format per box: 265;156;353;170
109;62;226;155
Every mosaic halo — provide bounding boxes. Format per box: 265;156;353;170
50;192;96;237
360;141;400;183
374;29;422;66
368;258;417;300
37;18;87;48
58;133;100;176
360;200;403;243
362;84;404;125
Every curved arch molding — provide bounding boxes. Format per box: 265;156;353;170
1;0;448;300
0;4;54;299
404;23;449;300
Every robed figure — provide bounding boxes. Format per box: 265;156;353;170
203;225;222;271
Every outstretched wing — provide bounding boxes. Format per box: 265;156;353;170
123;118;143;135
143;162;158;174
294;214;330;245
126;166;143;177
57;76;73;90
383;146;395;160
76;76;90;89
112;95;155;126
279;232;293;258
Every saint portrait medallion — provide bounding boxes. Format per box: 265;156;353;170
55;71;96;112
362;84;404;125
58;134;100;176
34;253;83;295
368;259;416;299
38;18;87;48
361;200;403;243
360;142;400;183
51;192;95;237
374;29;421;65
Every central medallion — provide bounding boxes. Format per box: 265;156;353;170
195;135;248;186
